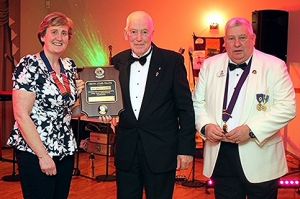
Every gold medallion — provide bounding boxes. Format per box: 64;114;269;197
223;123;228;134
98;105;108;115
262;105;267;111
257;104;262;111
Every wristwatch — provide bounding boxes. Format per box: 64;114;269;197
200;125;207;135
249;130;256;138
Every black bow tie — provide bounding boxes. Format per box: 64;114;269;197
228;62;247;71
129;48;152;66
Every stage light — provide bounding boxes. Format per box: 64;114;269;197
279;179;300;188
209;22;219;30
206;179;214;188
206;178;300;189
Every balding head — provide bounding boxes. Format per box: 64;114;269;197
125;11;154;33
225;17;254;36
124;11;154;57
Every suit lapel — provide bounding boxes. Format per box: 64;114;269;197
119;52;135;116
138;45;163;119
214;59;229;126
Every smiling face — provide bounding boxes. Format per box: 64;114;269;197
124;11;154;57
41;25;70;55
224;19;256;64
37;12;73;48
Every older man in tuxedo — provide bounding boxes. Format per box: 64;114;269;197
193;17;296;199
102;11;195;199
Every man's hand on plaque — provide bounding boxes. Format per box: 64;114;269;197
98;115;112;124
98;116;119;126
99;116;119;125
99;116;119;133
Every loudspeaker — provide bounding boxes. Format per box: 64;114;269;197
252;10;288;62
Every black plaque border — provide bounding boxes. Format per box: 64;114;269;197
79;66;123;117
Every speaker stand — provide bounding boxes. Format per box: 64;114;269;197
95;124;115;182
72;118;93;181
175;174;187;183
181;155;205;188
2;148;20;182
73;116;82;176
0;147;14;163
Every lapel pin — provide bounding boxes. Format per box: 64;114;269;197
217;70;225;77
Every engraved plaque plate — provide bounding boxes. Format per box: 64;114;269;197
79;66;123;117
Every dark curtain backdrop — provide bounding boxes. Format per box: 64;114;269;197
0;0;19;150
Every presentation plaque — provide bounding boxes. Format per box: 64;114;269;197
79;66;123;117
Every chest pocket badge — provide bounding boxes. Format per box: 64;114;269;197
256;93;269;111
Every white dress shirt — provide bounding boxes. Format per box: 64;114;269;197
129;48;152;119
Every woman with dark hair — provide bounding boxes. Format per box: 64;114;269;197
7;12;84;199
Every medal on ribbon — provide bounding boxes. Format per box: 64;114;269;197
262;95;269;111
223;123;228;134
256;94;269;111
256;94;263;111
222;57;252;134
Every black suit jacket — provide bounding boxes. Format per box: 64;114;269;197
112;44;195;173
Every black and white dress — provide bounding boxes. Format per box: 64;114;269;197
7;54;78;159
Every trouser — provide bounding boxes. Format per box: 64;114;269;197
116;140;176;199
16;150;74;199
212;142;278;199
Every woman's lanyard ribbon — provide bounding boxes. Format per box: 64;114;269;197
40;51;71;97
